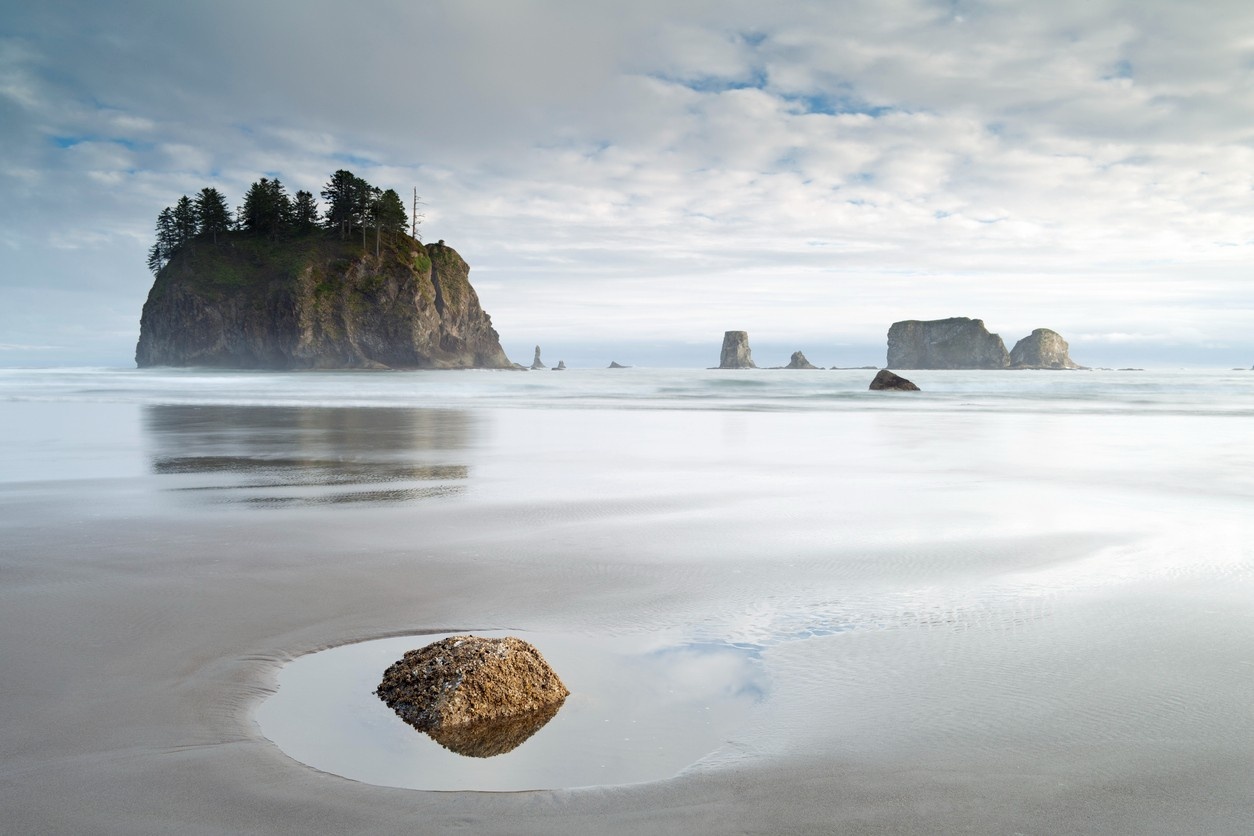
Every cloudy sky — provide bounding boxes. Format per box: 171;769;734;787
3;0;1252;368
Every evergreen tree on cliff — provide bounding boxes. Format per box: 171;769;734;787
194;188;233;243
172;196;198;247
375;189;408;234
368;188;408;255
146;206;176;275
240;177;294;239
292;190;319;232
321;169;361;239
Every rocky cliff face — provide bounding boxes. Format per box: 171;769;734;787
135;234;511;369
886;318;1010;369
1009;328;1081;369
719;331;756;369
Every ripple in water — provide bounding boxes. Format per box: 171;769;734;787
256;631;765;791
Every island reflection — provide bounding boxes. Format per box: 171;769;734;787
143;404;474;506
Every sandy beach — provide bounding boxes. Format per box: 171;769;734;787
3;371;1253;834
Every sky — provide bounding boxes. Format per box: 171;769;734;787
2;0;1253;369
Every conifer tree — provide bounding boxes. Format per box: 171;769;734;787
292;190;319;232
369;189;407;256
195;187;233;243
147;206;177;274
321;169;360;238
172;196;198;247
240;177;293;238
375;189;408;235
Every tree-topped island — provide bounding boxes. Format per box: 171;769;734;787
135;170;511;370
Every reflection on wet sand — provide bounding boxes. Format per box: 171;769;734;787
424;701;566;758
143;405;475;506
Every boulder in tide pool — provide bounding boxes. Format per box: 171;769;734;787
376;635;569;757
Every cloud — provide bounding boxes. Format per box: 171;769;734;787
2;0;1254;365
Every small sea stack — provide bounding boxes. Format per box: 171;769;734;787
552;360;566;370
1009;328;1082;369
869;369;920;391
719;331;756;369
785;351;819;369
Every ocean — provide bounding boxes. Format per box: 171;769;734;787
2;366;1253;831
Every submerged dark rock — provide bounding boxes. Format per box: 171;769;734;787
135;236;511;369
376;635;569;758
869;369;920;391
785;351;819;370
1009;328;1082;369
719;331;756;369
608;361;630;369
886;317;1009;369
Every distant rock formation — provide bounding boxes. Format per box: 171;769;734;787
719;331;756;369
886;318;1010;369
135;237;511;370
375;635;569;758
529;346;546;370
1009;328;1081;369
785;351;819;369
869;369;920;391
552;360;566;370
608;361;630;368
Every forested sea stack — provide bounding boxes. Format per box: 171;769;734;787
136;238;510;369
135;170;511;370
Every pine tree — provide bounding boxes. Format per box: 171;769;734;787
375;189;408;235
172;196;198;247
239;179;271;235
147;207;178;275
292;190;319;232
240;177;293;238
267;178;294;233
321;169;359;238
195;187;233;243
370;189;407;256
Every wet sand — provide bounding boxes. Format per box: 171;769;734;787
3;399;1253;833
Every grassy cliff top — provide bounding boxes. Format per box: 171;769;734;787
148;231;440;302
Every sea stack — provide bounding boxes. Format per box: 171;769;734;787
785;351;819;369
135;238;511;370
530;346;546;370
886;317;1010;369
1009;329;1082;369
552;360;566;370
719;331;756;369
